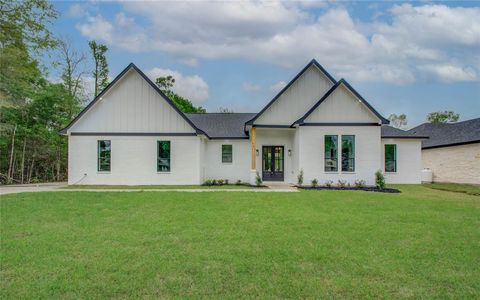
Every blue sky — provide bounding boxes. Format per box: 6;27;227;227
47;1;479;128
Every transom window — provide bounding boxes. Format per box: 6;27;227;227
385;144;397;172
157;141;171;172
341;135;355;172
324;135;338;172
97;140;111;172
222;144;233;163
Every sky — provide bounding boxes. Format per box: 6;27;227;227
47;0;480;128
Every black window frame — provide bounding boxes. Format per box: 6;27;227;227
157;140;171;172
324;135;338;172
341;135;355;172
222;144;233;163
97;140;111;172
385;144;397;173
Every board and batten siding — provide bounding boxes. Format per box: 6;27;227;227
68;69;195;134
254;65;334;126
381;139;422;184
304;84;380;123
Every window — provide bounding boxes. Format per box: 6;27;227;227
341;135;355;172
324;135;338;172
97;140;111;172
222;144;233;163
157;141;171;172
385;144;397;172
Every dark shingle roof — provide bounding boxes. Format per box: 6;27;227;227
408;118;480;149
381;125;428;139
185;113;256;139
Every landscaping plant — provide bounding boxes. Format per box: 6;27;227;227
375;170;386;190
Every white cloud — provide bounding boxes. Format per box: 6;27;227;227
270;81;287;92
76;2;480;83
68;4;87;18
242;82;261;92
145;68;209;103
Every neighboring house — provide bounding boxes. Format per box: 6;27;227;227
409;119;480;184
60;59;425;186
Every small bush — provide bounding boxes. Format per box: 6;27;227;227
255;172;262;186
337;180;347;189
375;170;386;190
212;179;217;186
297;169;304;186
203;179;213;186
325;180;333;188
225;179;229;185
235;180;242;185
311;178;318;187
354;180;366;188
217;179;224;186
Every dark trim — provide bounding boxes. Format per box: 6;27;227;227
253;124;293;128
302;122;381;126
382;136;428;139
245;59;336;126
59;63;207;137
422;140;480;150
209;136;249;140
262;145;285;182
71;132;197;136
293;79;389;126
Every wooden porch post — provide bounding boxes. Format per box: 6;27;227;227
251;127;256;170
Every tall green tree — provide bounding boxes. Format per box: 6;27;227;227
155;76;206;113
388;113;408;129
88;40;109;97
427;111;459;123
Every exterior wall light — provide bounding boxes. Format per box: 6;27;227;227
256;149;259;156
288;149;292;156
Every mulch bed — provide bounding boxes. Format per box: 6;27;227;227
297;186;401;193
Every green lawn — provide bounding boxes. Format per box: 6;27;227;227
424;182;480;196
61;184;257;190
1;186;479;298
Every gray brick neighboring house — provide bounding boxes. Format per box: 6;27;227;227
408;118;480;184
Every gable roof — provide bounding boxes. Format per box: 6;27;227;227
381;125;428;139
408;118;480;149
293;79;390;125
186;113;256;139
59;63;205;135
245;59;336;125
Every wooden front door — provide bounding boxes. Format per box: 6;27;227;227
262;146;284;181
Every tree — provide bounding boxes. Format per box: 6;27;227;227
388;113;407;129
218;107;234;113
427;111;459;124
155;76;206;113
58;37;87;103
88;40;109;97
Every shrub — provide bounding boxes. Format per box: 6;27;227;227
337;180;347;189
375;170;386;190
203;179;213;186
235;180;242;185
212;179;217;186
297;169;304;186
354;179;366;188
325;180;333;188
255;172;262;187
311;178;318;187
225;179;229;185
217;179;224;186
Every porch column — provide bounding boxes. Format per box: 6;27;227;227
251;127;256;170
249;127;257;185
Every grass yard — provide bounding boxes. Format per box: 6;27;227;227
61;184;257;190
424;182;480;196
1;186;479;298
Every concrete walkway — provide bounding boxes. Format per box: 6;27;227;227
1;182;297;195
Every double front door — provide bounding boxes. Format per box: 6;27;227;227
262;146;284;181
